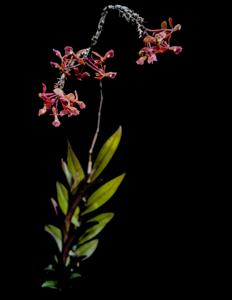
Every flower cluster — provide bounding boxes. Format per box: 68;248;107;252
38;48;116;127
38;17;182;127
38;84;86;127
136;18;182;65
51;47;117;81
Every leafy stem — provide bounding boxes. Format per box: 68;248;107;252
62;179;96;264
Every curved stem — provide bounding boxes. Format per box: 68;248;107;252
87;5;145;56
87;81;103;177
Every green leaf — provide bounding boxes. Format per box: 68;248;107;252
61;159;72;187
50;198;58;216
69;272;82;280
82;173;125;215
79;213;114;244
87;212;114;224
44;264;55;272
75;239;99;260
56;182;68;215
65;256;71;267
90;126;122;182
45;225;62;252
71;206;80;227
67;142;85;189
42;280;58;289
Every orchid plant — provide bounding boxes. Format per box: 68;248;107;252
38;5;182;291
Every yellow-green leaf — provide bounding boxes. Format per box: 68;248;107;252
61;159;72;187
76;239;99;260
79;213;114;244
50;197;58;216
42;280;58;289
71;206;80;227
90;126;122;182
44;264;55;272
67;142;85;189
69;273;81;280
82;173;125;215
87;212;114;224
45;224;62;252
56;182;68;215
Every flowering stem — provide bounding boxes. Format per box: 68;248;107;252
87;81;103;177
54;5;145;89
54;73;66;89
87;5;145;56
61;179;97;265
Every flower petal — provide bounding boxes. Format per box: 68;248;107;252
52;119;61;127
161;21;167;29
50;62;60;68
106;72;117;79
147;53;157;64
168;17;173;28
78;101;86;109
170;46;183;54
104;50;114;59
53;49;62;59
53;88;65;97
64;46;73;55
136;56;146;65
173;24;181;31
38;106;47;116
42;83;47;93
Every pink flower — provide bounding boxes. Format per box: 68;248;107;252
53;49;62;59
38;84;86;127
91;50;115;63
38;47;117;126
52;107;61;127
49;47;116;82
136;47;157;65
95;71;117;80
85;50;117;81
136;18;182;65
74;67;90;80
169;46;183;55
64;46;73;56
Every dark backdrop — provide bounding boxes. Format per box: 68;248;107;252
1;0;206;298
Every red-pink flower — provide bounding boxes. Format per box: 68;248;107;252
169;46;182;55
136;18;182;65
38;47;117;126
50;47;117;82
38;83;86;127
136;47;157;65
73;67;90;80
85;50;117;80
91;50;115;63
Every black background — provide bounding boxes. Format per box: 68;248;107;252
1;0;214;298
